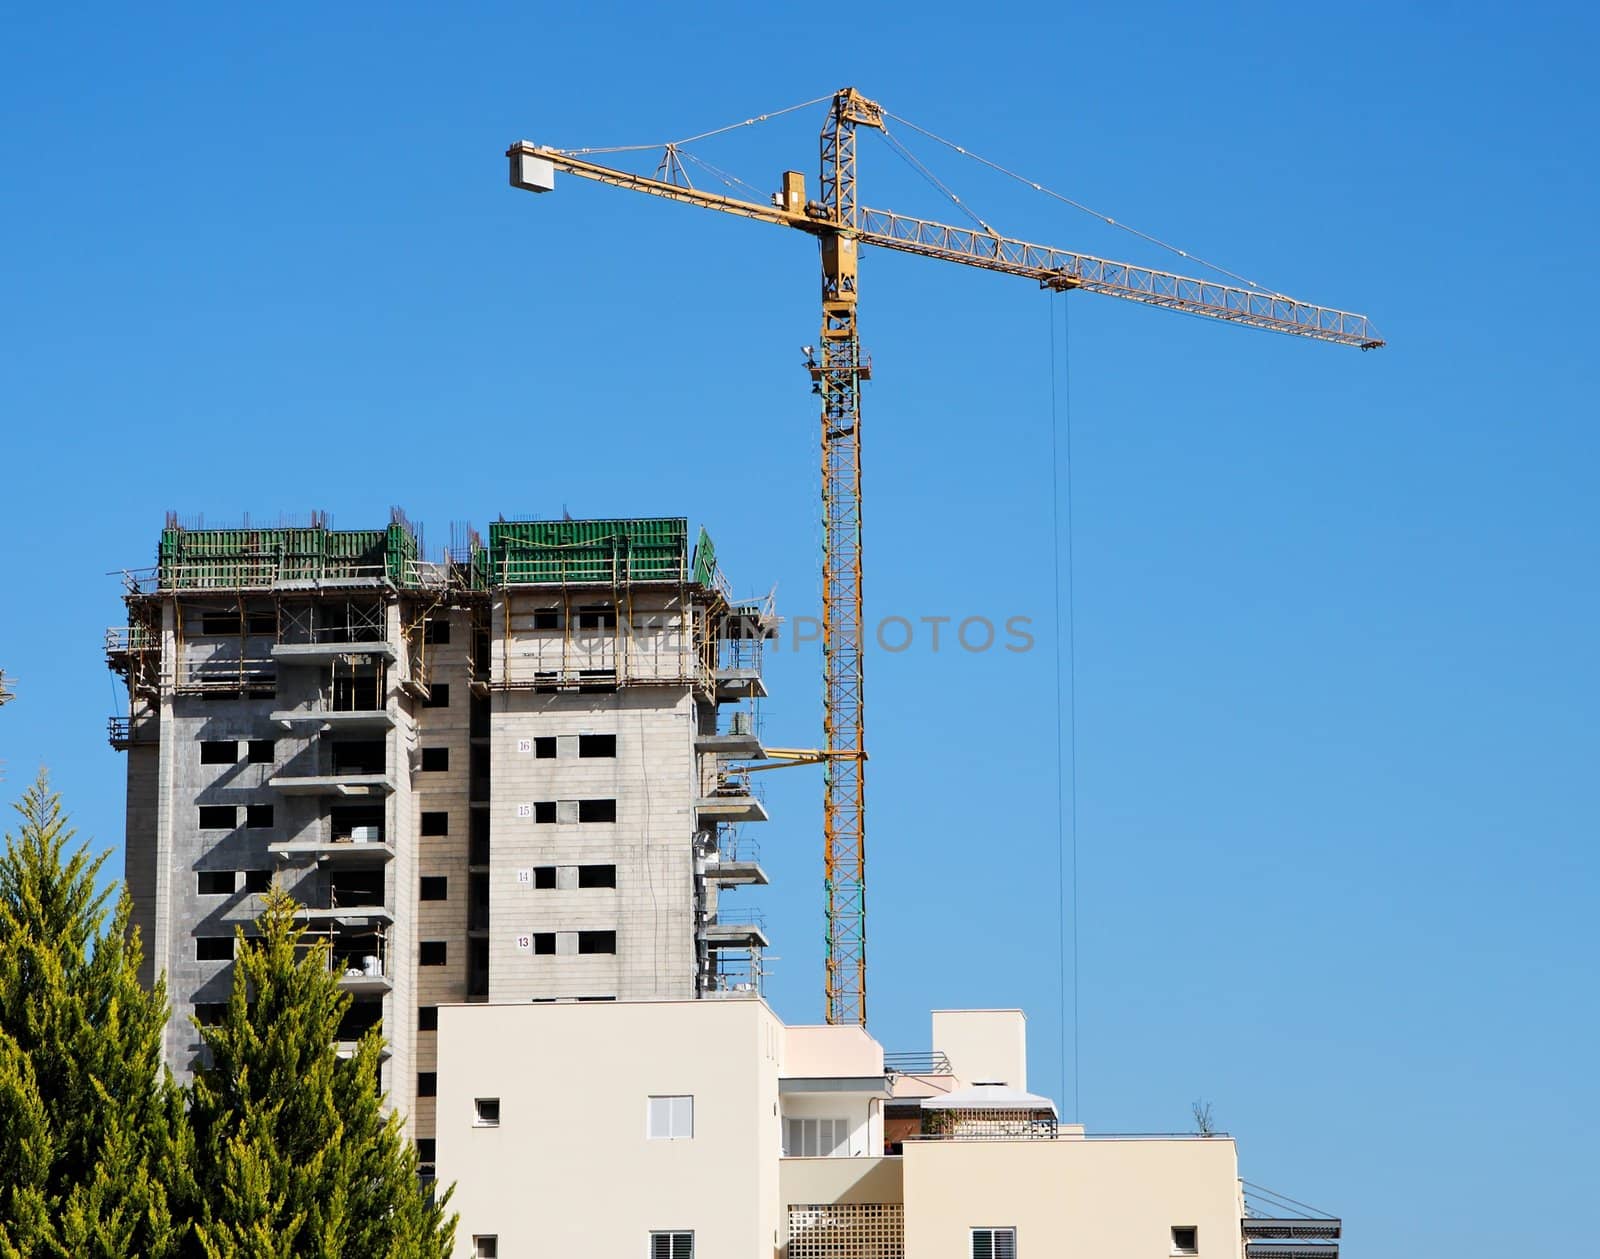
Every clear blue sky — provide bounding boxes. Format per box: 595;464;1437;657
3;5;1595;1252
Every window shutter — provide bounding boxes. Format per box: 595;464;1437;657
649;1097;671;1138
672;1095;694;1138
973;1228;1016;1259
650;1231;693;1259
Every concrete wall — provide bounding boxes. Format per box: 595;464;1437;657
932;1009;1028;1089
160;682;293;1073
902;1136;1243;1259
784;1025;884;1078
435;999;783;1259
487;587;721;1004
411;604;477;1145
779;1155;904;1208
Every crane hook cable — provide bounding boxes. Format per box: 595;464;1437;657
884;109;1291;298
1050;290;1081;1123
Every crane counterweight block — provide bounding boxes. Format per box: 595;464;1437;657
509;145;556;192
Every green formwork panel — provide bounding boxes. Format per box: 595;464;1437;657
383;523;419;585
488;518;688;586
692;527;718;587
156;523;422;590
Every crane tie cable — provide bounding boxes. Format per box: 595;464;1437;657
561;92;838;157
883;109;1290;298
879;124;1000;238
679;151;767;202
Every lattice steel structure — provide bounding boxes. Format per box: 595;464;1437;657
812;88;882;1027
506;86;1381;1026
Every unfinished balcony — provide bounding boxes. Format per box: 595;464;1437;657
272;639;397;665
271;805;392;866
332;953;391;996
306;931;392;994
695;771;768;824
713;666;767;703
268;740;393;798
703;855;769;887
294;870;391;925
270;598;395;664
275;657;394;731
702;912;770;950
269;772;392;798
271;706;394;733
299;885;393;995
695;710;763;759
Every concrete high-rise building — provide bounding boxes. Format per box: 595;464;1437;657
108;512;774;1169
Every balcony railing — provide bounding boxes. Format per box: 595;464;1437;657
106;625;159;655
107;716;158;749
908;1115;1060;1141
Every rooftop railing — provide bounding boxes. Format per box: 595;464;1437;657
883;1051;952;1076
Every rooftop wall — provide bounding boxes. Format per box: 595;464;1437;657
932;1009;1029;1090
783;1024;885;1079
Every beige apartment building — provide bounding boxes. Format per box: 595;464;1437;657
107;513;774;1170
435;1000;1342;1259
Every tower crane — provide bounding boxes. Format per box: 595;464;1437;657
507;87;1381;1028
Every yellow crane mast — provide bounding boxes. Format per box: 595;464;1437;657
506;87;1380;1028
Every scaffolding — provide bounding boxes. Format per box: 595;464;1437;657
486;518;743;696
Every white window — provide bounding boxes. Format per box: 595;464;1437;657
1172;1227;1199;1255
647;1094;694;1139
474;1098;500;1127
472;1237;498;1259
972;1227;1017;1259
783;1116;850;1157
650;1232;693;1259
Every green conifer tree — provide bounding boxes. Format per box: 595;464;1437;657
185;890;454;1259
0;770;181;1259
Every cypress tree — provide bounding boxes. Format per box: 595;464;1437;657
0;770;181;1259
185;890;454;1259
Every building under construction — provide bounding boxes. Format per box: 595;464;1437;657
107;511;775;1171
